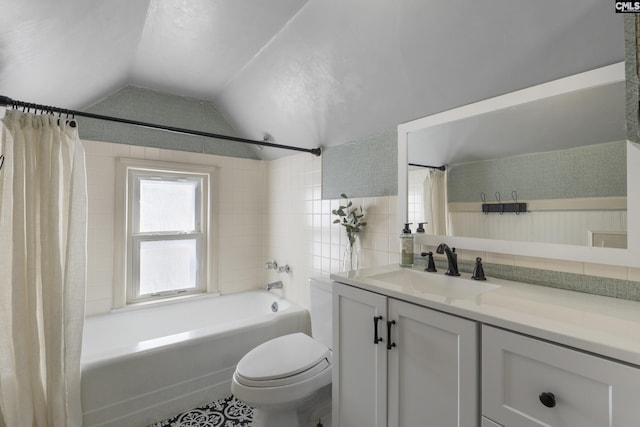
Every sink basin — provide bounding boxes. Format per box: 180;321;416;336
368;269;500;299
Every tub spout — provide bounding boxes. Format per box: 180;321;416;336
266;281;283;291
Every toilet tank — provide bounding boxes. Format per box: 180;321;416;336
309;277;333;349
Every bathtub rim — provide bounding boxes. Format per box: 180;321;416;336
81;291;308;369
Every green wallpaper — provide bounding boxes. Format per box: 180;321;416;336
78;86;259;159
447;141;626;203
624;15;639;143
322;129;398;199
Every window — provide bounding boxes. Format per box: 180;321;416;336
116;159;217;304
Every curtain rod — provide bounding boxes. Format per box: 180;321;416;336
0;95;322;156
408;162;446;171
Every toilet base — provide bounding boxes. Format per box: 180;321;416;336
248;384;331;427
252;407;298;427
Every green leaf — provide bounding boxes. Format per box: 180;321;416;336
333;219;340;224
340;193;348;199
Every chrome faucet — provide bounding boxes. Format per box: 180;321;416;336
436;243;461;276
266;280;283;291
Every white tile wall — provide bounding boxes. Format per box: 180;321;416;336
262;153;400;309
83;139;266;315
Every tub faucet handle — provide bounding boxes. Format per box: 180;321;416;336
265;261;278;270
277;264;291;273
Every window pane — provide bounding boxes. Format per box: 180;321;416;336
139;179;197;232
139;239;197;294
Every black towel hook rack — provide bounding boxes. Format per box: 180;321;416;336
481;190;527;215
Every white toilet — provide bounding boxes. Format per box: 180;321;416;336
232;278;333;427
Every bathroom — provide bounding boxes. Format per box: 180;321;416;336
1;1;640;427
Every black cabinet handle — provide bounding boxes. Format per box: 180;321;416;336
386;320;396;350
373;315;383;344
539;392;556;408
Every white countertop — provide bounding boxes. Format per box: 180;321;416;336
331;264;640;366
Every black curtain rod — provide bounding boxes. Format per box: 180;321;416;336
0;95;322;156
408;162;446;171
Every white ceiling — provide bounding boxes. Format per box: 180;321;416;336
0;0;625;159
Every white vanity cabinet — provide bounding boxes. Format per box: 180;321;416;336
482;325;640;427
332;281;479;427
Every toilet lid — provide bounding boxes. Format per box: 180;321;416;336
235;332;331;385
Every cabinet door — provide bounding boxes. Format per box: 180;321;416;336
387;299;479;427
483;325;640;427
332;282;388;427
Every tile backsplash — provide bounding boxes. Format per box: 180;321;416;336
414;254;640;302
261;153;400;309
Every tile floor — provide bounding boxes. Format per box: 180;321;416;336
148;395;254;427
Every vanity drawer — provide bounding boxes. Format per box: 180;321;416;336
482;325;640;427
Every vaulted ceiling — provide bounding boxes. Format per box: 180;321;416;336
0;0;625;159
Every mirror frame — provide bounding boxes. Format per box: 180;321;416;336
398;62;640;268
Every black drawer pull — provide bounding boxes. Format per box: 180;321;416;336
373;315;383;344
386;320;396;350
539;392;556;408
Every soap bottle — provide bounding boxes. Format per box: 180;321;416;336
400;223;414;267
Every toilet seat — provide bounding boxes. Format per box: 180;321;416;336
235;333;331;388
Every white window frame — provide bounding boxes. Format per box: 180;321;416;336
114;158;218;306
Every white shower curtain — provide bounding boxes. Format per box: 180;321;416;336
0;110;87;427
423;169;447;236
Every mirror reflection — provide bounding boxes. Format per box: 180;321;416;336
407;74;627;248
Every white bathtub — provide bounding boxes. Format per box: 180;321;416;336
81;291;310;427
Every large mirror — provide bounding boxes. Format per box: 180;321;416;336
398;62;640;267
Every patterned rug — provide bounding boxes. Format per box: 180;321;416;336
148;395;254;427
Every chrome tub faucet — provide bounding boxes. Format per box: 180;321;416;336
266;280;283;291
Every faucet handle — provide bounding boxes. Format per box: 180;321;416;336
421;251;437;272
277;264;291;273
265;261;278;270
471;257;486;281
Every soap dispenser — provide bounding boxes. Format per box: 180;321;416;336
400;223;414;267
